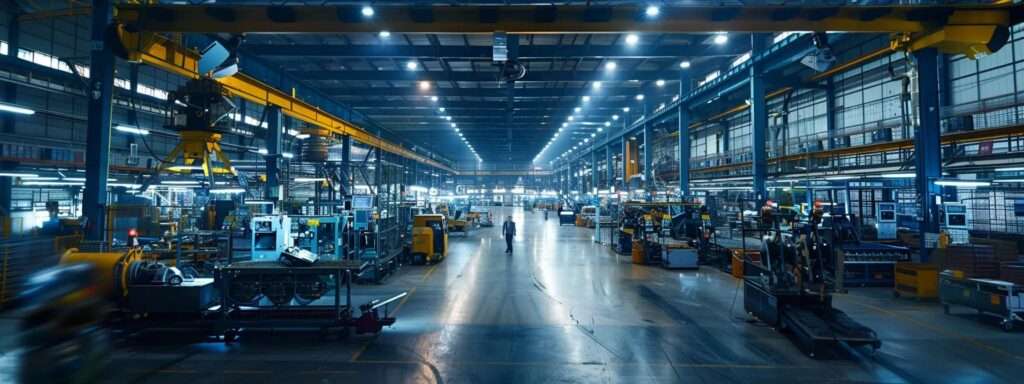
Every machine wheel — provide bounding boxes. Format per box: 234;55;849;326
1001;320;1014;332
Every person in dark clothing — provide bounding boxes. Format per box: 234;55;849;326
502;215;516;253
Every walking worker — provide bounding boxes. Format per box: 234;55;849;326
502;215;517;253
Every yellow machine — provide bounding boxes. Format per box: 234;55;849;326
412;214;448;264
59;246;144;298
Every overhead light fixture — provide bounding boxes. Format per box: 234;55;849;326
379;30;391;38
0;172;39;178
591;133;596;138
406;60;418;70
612;114;619;120
582;96;591;102
439;107;446;112
419;81;431;90
294;177;326;183
623;107;630;112
597;127;603;132
361;5;375;17
935;180;990;188
994;179;1024;183
295;134;311;140
568;116;574;121
625;34;639;46
881;173;916;179
430;95;438;102
574;107;582;113
713;33;728;45
210;188;246;194
450;122;457;128
0;102;35;115
604;121;611;127
995;167;1024;172
604;61;617;71
824;175;858;181
635;94;645;101
114;125;150;135
655;79;665;87
645;5;660;17
592;81;602;89
679;61;691;69
562;122;568;127
445;116;452;121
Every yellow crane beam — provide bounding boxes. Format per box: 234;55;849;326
115;30;454;174
113;4;1015;34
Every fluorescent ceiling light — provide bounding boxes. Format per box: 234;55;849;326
635;94;645;101
282;152;294;159
994;179;1024;183
713;33;728;45
604;61;617;71
405;61;418;70
612;115;619;120
114;125;149;135
210;188;246;194
592;81;602;89
679;61;691;69
625;34;639;46
935;180;990;187
0;102;35;115
825;175;858;181
655;79;665;87
995;167;1024;172
294;177;326;182
419;81;430;90
361;6;375;17
430;96;438;102
881;173;916;178
379;30;391;38
645;5;660;17
0;172;39;178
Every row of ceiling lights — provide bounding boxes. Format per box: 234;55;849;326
421;88;482;162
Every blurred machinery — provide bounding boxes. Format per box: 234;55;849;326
412;214;448;264
744;202;882;357
291;215;348;261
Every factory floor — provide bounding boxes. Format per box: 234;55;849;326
3;206;1024;383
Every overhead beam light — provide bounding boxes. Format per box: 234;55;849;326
430;95;438;102
935;180;991;188
623;107;630;112
405;60;418;70
592;81;602;89
679;60;691;69
713;33;729;45
604;61;617;71
635;94;645;101
114;124;150;135
655;79;665;87
379;30;391;38
419;81;431;90
612;114;619;120
438;107;446;112
0;102;35;115
645;5;660;17
582;96;591;102
574;107;581;113
361;5;375;17
625;34;639;46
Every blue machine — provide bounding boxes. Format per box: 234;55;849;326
251;215;291;261
291;215;347;261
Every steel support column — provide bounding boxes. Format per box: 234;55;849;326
0;176;11;219
825;78;838;150
342;134;352;195
591;149;597;193
750;33;769;201
679;69;693;196
2;17;19;135
265;106;283;206
605;145;612;189
83;0;115;241
914;48;943;262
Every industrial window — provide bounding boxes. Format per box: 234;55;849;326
136;84;169;100
0;40;7;55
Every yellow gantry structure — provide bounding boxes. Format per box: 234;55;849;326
113;29;455;174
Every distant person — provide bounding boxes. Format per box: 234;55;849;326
502;215;517;253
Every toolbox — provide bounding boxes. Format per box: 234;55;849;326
893;263;939;300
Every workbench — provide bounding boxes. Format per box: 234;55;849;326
940;271;1024;331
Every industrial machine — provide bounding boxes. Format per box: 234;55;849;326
291;215;347;261
744;203;881;357
875;202;897;240
412;214;448;264
251;215;291;261
942;202;970;245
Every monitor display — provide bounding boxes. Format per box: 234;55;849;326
352;195;373;209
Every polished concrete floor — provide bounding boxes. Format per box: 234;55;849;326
4;206;1024;383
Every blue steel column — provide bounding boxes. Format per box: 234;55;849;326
678;68;692;196
2;18;19;135
914;48;942;262
643;104;653;192
605;145;612;189
750;33;769;202
591;149;597;193
83;0;115;241
264;106;283;206
825;78;838;150
341;134;352;194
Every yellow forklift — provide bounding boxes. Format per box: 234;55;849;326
412;214;448;264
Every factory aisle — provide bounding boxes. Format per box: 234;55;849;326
99;206;1024;383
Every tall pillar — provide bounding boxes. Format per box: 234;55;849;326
825;78;838;150
2;18;19;135
750;33;769;202
605;146;612;189
643;124;653;191
590;149;597;193
678;68;692;196
83;0;115;241
914;48;943;262
341;134;352;194
264;106;282;204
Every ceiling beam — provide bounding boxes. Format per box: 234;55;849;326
115;5;1011;34
324;87;644;98
290;69;674;82
246;43;747;59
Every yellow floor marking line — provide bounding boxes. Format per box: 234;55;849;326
848;297;1024;361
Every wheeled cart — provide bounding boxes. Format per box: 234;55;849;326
939;271;1024;331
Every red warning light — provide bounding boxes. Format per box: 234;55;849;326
128;228;138;237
